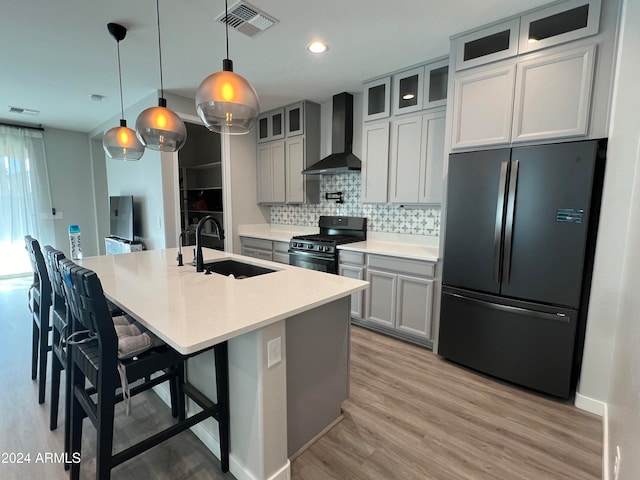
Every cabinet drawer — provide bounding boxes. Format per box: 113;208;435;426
241;237;272;251
339;250;365;265
273;241;290;254
367;254;435;278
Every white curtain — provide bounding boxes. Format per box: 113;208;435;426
0;125;53;276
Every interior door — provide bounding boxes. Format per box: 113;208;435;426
500;140;598;307
443;148;511;294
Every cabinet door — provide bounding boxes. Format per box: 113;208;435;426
257;144;273;203
454;18;520;71
392;66;424;116
286;102;304;137
270;108;285;141
451;62;516;149
518;0;601;54
257;114;270;143
285;137;305;203
241;246;258;258
423;58;449;110
362;122;390;203
339;264;365;320
419;111;446;204
396;274;434;340
511;44;595;143
366;269;397;328
389;115;423;204
271;142;286;203
363;77;391;121
257;141;285;204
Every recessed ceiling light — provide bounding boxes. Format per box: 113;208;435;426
307;41;328;54
90;94;105;102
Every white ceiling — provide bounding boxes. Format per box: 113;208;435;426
1;0;551;133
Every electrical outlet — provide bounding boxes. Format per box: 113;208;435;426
267;336;281;368
613;445;621;480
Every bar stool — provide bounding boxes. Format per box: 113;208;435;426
60;259;230;480
24;235;52;404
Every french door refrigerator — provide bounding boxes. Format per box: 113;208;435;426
438;139;606;398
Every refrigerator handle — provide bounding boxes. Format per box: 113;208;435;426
503;159;519;284
493;161;509;283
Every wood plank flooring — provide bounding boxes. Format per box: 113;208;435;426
0;277;601;479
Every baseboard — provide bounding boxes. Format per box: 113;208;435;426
153;384;291;480
289;414;343;461
574;392;605;416
602;402;610;480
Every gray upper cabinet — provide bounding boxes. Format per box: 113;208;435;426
518;0;601;54
362;121;390;203
454;18;520;71
423;58;449;110
511;43;596;143
363;77;391;122
256;101;320;204
286;102;304;137
392;66;425;116
257;108;285;143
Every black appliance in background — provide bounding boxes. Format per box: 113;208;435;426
438;139;606;398
109;195;135;242
289;216;367;274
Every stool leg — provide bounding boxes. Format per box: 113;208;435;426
37;315;48;404
31;320;39;380
69;364;84;480
95;387;116;480
214;342;230;473
49;351;61;430
177;363;186;422
63;355;72;471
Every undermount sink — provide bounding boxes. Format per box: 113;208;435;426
201;259;276;279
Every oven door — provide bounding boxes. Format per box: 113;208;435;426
288;250;337;274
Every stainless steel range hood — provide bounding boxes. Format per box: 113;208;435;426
302;92;362;175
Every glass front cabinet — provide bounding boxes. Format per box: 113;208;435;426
363;77;391;122
392;66;424;116
257;108;285;143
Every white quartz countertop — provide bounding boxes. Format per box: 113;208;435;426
338;241;439;262
238;224;317;243
79;248;368;355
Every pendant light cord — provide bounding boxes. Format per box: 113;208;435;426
116;39;125;120
156;0;164;98
225;0;229;60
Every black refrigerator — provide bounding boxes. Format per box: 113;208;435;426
438;139;606;398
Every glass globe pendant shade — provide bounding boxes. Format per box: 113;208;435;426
195;59;259;135
103;119;146;161
136;98;187;152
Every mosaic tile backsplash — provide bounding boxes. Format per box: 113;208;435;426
270;173;441;236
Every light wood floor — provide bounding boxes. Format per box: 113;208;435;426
0;277;601;479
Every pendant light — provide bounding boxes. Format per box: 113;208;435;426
135;0;187;151
195;0;259;135
103;23;145;161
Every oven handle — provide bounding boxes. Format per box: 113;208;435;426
288;250;334;262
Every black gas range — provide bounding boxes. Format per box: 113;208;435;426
289;216;367;274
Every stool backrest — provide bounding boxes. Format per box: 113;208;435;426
59;259;118;367
24;235;52;308
42;246;66;312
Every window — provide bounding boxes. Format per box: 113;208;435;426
0;126;53;277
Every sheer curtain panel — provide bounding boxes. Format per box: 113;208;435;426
0;126;53;276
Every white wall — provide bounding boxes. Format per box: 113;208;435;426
600;0;640;477
42;127;101;256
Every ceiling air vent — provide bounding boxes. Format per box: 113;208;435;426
8;106;40;116
216;1;278;38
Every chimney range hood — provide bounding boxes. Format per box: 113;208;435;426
302;92;361;175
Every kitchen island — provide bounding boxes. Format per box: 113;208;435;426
79;247;368;480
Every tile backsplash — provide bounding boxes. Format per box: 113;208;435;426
270;173;440;236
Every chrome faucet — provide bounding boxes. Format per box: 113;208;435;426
195;215;225;273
